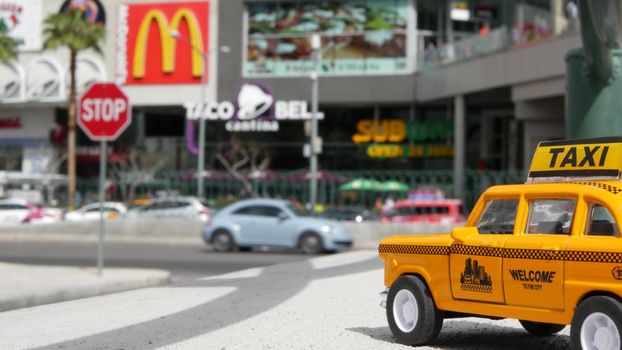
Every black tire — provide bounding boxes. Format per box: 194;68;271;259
299;232;324;254
386;275;443;346
519;320;566;336
211;229;235;252
238;246;252;252
571;296;622;350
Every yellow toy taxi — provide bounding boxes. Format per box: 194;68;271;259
379;137;622;350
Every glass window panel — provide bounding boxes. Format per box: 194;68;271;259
526;199;576;234
476;199;519;234
587;204;619;237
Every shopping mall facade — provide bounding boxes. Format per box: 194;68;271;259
0;0;576;198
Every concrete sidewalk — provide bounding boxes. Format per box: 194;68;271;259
0;250;571;350
0;262;170;312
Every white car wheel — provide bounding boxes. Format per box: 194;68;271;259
571;296;622;350
386;276;443;345
393;289;418;333
581;312;620;350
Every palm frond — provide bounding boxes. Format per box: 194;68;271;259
43;10;106;53
0;26;19;64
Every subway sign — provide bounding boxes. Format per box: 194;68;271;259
116;2;209;85
352;119;454;159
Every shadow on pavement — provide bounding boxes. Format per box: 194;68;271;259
35;254;382;350
346;326;394;343
348;319;571;350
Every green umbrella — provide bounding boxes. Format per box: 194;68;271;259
380;180;409;192
340;178;383;191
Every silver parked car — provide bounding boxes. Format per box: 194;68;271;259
65;202;127;221
125;197;211;222
202;199;353;254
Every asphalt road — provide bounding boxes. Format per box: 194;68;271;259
0;251;572;350
0;240;312;283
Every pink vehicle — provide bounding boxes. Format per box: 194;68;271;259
381;199;465;225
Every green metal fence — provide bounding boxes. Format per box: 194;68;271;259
74;169;525;211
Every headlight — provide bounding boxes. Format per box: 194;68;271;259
321;225;338;234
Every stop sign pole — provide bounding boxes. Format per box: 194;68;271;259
78;83;131;276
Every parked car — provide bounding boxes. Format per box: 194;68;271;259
124;197;210;222
381;199;464;225
65;202;127;221
202;199;353;254
0;199;57;225
320;206;377;223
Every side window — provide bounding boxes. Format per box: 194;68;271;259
233;206;256;215
174;201;191;208
476;199;519;234
232;205;282;217
86;207;115;213
256;206;282;217
158;201;177;209
140;203;163;211
527;199;576;234
587;203;619;237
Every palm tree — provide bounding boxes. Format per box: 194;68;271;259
0;26;19;64
43;10;105;209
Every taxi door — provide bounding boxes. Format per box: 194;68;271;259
565;198;622;306
450;198;519;304
502;196;573;310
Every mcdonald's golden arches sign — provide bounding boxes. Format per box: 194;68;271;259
116;2;209;85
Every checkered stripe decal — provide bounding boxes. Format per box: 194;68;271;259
573;181;622;195
503;248;565;261
378;244;449;255
564;250;622;263
460;284;492;293
380;243;622;263
450;245;503;257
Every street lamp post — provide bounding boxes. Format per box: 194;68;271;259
309;33;321;211
171;30;229;198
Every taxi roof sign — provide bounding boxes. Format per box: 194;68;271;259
527;137;622;182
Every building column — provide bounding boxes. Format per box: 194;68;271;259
514;99;565;173
135;110;146;148
453;95;465;199
479;115;491;168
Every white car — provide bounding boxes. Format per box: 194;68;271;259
0;199;57;225
124;197;211;222
64;202;127;221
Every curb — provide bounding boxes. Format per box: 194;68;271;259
0;264;171;312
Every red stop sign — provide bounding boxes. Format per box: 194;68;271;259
78;83;131;141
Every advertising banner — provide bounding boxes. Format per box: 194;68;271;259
0;0;42;51
244;0;412;77
116;1;210;85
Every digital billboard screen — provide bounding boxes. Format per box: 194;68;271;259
244;0;413;77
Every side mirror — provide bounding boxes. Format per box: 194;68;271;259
278;212;289;221
450;227;478;243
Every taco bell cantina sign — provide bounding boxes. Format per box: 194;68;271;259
183;83;324;132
